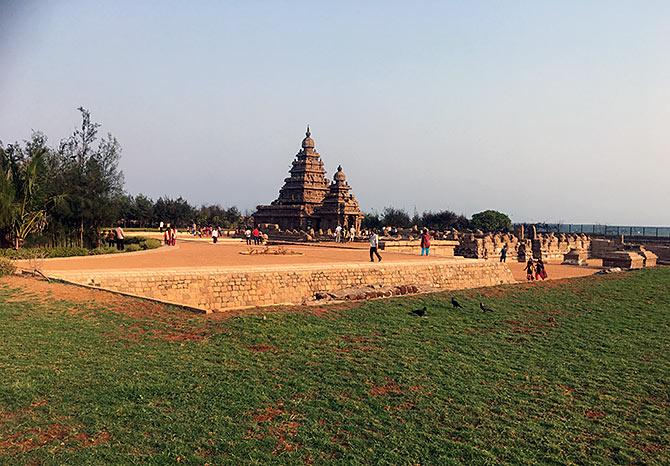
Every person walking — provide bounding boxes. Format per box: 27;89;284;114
420;228;431;256
524;258;535;281
335;225;342;243
500;244;508;263
163;228;170;246
212;227;219;244
369;230;382;262
349;226;356;242
115;224;125;251
244;227;252;245
170;227;177;246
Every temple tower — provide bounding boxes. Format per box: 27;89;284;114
253;127;330;230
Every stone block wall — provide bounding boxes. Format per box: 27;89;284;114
49;260;515;312
381;240;458;257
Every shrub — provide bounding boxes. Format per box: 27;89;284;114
0;257;16;276
141;238;161;250
125;244;142;252
90;246;119;255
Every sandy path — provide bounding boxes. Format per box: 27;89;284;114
19;239;601;283
505;261;599;281
25;240;457;272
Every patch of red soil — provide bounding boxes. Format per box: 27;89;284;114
246;403;301;454
253;404;285;423
248;344;279;353
369;378;403;397
585;409;606;420
0;421;111;453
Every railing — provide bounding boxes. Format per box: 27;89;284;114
516;224;670;240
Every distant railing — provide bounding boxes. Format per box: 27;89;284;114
515;224;670;239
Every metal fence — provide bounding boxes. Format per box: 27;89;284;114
517;224;670;239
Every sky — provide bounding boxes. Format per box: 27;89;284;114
1;0;669;225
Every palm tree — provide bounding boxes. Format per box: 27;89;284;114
0;137;49;249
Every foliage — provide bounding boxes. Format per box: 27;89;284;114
0;236;159;259
470;209;512;232
361;212;382;230
0;269;668;463
421;210;469;230
152;197;196;228
0;134;50;249
381;207;412;228
0;257;15;276
45;107;125;247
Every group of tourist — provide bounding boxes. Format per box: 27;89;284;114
334;225;357;243
163;227;177;246
102;225;126;251
244;227;267;245
524;258;548;281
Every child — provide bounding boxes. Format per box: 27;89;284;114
524;258;535;281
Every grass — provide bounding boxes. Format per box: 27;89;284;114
0;269;668;465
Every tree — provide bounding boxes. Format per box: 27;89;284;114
470;210;512;232
421;210;469;230
361;212;382;230
153;197;195;227
0;134;50;249
381;207;411;228
46;107;124;247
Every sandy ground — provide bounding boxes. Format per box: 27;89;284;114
20;240;461;272
505;261;599;281
14;238;601;282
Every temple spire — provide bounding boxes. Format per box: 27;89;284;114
306;125;311;137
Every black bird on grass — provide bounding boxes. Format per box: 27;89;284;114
480;302;494;313
451;297;463;308
410;306;427;317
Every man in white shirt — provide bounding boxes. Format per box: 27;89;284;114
244;228;252;245
335;225;342;243
212;227;219;244
369;230;382;262
115;224;125;251
349;226;356;242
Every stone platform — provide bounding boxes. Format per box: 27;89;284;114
46;259;515;312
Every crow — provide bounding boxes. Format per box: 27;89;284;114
480;302;494;312
410;306;427;317
451;297;463;308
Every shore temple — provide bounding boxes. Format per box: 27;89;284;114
253;127;363;232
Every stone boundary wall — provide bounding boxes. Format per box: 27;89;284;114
48;259;515;312
381;240;458;257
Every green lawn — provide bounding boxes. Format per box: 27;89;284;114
1;269;668;465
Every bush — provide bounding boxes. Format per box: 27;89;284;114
0;236;162;259
141;238;162;250
0;257;16;276
90;246;119;255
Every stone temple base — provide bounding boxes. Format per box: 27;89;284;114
47;259;515;312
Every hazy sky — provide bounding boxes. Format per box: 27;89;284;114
1;0;669;225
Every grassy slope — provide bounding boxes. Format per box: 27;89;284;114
0;269;668;465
